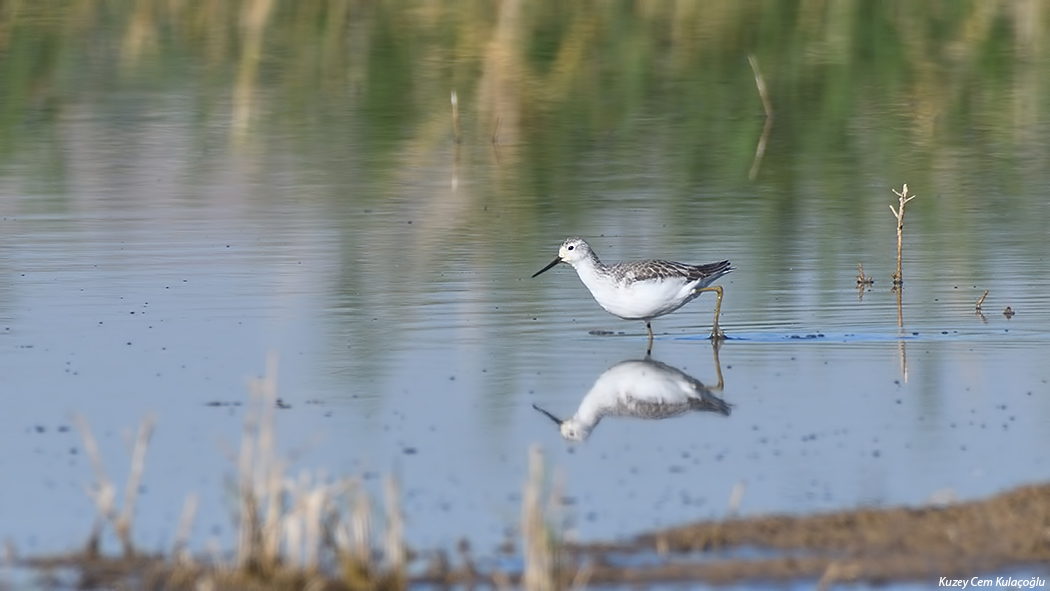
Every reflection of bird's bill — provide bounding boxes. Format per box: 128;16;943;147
532;257;562;278
531;403;563;425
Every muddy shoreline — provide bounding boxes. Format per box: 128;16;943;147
567;481;1050;587
17;481;1050;589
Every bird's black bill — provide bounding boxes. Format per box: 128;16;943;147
532;257;562;278
531;403;563;425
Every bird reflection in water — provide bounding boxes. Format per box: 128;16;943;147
532;345;730;442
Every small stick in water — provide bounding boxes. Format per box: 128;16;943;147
856;262;873;286
975;290;989;311
889;184;916;285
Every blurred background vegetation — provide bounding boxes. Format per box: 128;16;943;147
2;0;1046;193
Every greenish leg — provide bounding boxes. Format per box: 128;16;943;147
696;285;725;341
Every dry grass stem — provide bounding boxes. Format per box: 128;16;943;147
172;493;198;561
451;91;461;144
115;417;155;556
383;476;406;573
975;289;989;311
889;184;916;285
74;414;155;557
74;415;116;555
727;482;746;517
225;354;406;588
61;360;600;589
523;445;559;591
492;115;502;145
747;54;773;180
747;54;773;119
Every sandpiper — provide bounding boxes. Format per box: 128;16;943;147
532;357;731;441
532;237;732;347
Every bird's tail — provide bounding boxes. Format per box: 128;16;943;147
695;260;732;285
689;392;732;416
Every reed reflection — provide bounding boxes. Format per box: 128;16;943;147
533;345;730;442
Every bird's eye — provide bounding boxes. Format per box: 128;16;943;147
567;245;575;251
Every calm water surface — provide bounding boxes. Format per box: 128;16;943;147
2;4;1050;576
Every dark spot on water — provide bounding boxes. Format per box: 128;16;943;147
403;447;417;455
34;425;45;433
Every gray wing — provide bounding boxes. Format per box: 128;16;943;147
608;396;731;420
610;259;732;284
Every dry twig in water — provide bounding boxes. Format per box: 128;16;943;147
975;290;989;312
889;184;916;286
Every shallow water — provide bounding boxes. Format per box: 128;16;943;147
2;5;1050;582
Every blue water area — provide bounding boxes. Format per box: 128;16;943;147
2;7;1050;591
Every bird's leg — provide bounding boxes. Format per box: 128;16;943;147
709;338;724;391
696;285;726;340
646;322;654;355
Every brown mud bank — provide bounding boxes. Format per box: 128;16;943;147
569;481;1050;587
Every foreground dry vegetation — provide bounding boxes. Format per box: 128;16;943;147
14;358;1050;589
